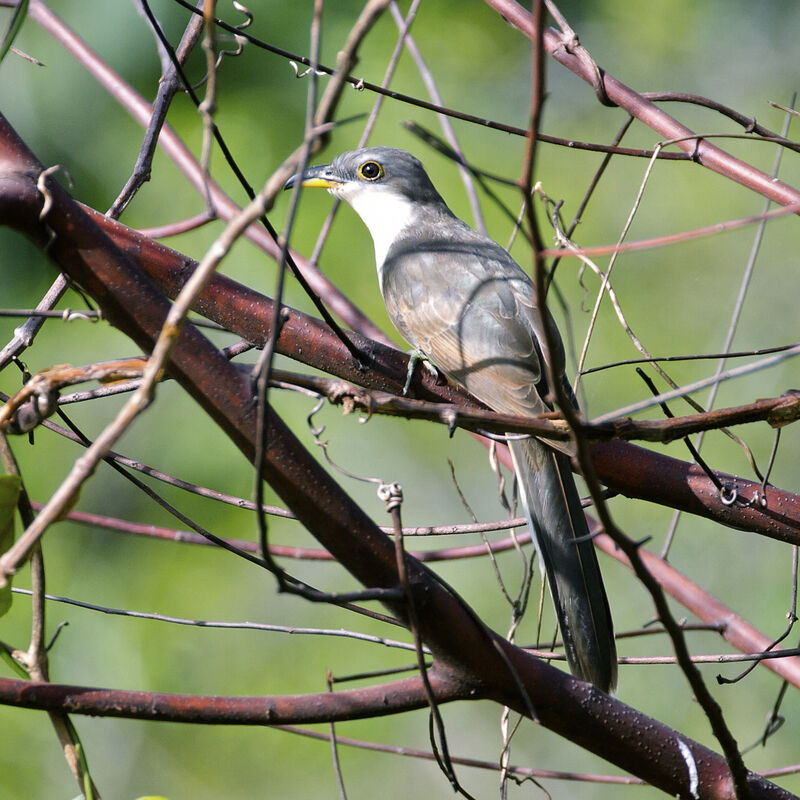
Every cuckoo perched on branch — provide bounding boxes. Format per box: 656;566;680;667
286;147;617;692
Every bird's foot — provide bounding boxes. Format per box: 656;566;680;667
402;349;438;396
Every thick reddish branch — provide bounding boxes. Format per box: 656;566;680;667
85;205;800;546
21;0;389;344
0;674;442;724
592;441;800;545
482;0;800;210
0;668;791;799
595;533;800;687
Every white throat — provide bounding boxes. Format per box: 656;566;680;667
334;184;418;273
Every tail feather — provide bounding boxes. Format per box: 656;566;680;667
508;438;617;692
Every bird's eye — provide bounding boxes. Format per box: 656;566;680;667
358;160;384;181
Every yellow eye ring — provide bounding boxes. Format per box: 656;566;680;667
358;160;384;181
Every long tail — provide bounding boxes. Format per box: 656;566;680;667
508;438;617;692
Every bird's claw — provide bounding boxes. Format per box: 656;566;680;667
402;349;438;396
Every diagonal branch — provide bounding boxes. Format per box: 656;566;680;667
76;203;800;546
482;0;800;210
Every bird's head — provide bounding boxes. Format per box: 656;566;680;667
285;147;449;267
285;146;444;205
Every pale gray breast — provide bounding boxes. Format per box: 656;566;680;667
380;215;564;419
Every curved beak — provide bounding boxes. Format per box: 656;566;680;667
284;164;342;191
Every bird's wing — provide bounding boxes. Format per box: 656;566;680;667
381;228;559;419
380;218;616;691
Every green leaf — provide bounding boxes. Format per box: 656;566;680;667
0;645;29;679
0;0;30;67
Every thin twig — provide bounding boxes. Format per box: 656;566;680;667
0;435;100;798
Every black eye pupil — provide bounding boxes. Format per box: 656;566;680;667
361;162;380;179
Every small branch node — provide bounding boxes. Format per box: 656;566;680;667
289;60;324;79
378;481;403;514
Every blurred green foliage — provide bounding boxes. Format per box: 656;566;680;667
1;1;800;798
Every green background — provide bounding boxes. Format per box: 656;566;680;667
1;1;800;798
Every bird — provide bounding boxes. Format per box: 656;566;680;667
285;147;617;692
